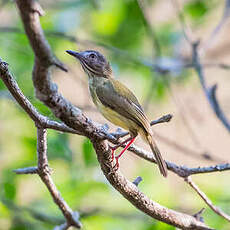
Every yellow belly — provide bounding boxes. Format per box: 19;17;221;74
98;103;138;132
88;80;139;133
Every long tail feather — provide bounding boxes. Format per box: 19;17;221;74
147;134;168;177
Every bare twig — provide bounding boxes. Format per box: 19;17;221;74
13;166;38;174
193;208;205;222
136;0;162;111
185;177;230;222
171;0;193;44
2;26;230;73
192;41;230;133
111;114;226;164
132;176;143;186
201;0;230;55
136;0;161;57
167;83;206;150
128;144;230;177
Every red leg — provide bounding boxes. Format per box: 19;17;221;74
109;136;133;162
114;137;136;170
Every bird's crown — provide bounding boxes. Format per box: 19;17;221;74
66;50;112;77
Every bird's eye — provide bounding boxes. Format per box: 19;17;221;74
89;53;96;59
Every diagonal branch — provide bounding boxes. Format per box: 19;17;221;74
171;0;193;44
192;41;230;133
201;0;230;55
36;128;82;228
185;177;230;222
0;60;83;135
93;140;212;230
136;0;161;57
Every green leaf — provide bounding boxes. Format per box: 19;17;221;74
184;0;208;20
1;170;17;201
47;132;73;162
82;139;97;167
3;183;16;201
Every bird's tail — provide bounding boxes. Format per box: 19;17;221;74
146;134;168;177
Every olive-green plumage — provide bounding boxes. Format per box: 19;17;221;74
66;50;168;177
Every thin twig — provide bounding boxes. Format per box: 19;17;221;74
192;41;230;133
171;0;193;44
185;177;230;222
2;26;230;73
137;0;161;57
200;0;230;56
167;82;206;149
13;167;38;174
132;176;143;186
128;144;230;177
136;0;162;111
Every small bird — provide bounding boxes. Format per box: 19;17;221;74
66;50;168;177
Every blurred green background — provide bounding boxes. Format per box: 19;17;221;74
0;0;230;229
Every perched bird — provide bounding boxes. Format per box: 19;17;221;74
66;50;168;177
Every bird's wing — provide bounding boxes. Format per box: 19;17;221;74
95;78;150;132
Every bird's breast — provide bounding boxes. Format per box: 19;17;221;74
89;86;137;132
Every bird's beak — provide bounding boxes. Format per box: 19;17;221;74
66;50;82;60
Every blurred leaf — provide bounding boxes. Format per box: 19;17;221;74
3;183;16;201
1;170;17;201
10;215;37;230
0;200;10;217
93;0;144;50
82;139;97;167
184;0;208;20
48;132;73;162
0;80;5;90
156;24;177;55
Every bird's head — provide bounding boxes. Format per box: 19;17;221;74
66;50;112;77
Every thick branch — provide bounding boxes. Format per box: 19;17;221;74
93;140;212;230
0;60;82;135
